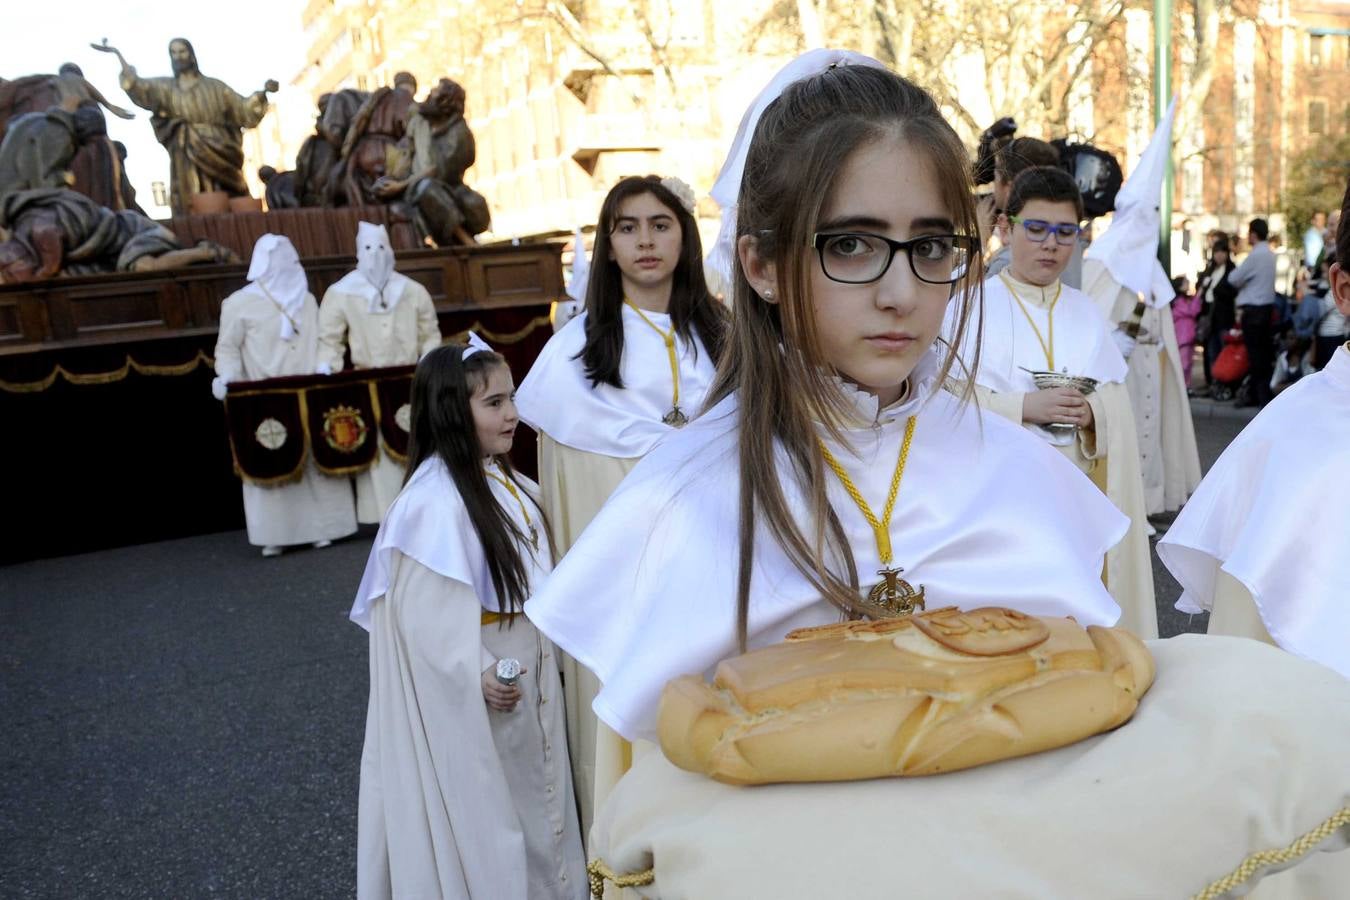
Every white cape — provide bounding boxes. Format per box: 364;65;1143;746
352;458;551;628
1158;345;1350;679
514;307;717;458
961;274;1128;445
525;352;1127;742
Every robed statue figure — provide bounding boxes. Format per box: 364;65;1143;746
92;38;277;215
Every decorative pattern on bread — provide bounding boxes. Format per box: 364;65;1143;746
658;607;1155;784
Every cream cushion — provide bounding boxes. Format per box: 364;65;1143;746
589;636;1350;899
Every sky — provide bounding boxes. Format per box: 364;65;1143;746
3;0;307;216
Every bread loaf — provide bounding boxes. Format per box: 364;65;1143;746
658;607;1154;785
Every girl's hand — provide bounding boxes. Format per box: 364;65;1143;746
1022;387;1092;427
481;664;526;712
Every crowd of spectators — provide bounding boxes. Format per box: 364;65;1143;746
1174;210;1343;407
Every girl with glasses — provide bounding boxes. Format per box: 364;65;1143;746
526;50;1124;770
951;165;1156;639
523;51;1350;900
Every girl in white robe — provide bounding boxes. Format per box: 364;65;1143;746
351;338;585;900
952;166;1157;638
212;234;356;556
1159;207;1350;679
514;175;728;831
527;54;1350;898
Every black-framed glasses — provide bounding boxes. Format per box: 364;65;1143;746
1008;216;1082;246
811;232;978;285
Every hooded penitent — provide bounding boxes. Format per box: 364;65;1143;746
246;234;308;340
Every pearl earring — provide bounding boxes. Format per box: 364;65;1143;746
763;289;775;300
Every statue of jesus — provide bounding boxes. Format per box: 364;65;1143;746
92;38;277;215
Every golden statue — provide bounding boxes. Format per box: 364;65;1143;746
92;38;277;215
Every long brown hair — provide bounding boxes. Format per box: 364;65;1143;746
704;64;984;649
404;343;553;614
579;175;728;388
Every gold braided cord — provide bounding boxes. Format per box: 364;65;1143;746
1192;806;1350;899
818;416;917;566
623;299;681;409
0;350;216;394
448;314;552;346
486;463;535;536
587;858;655;899
1000;272;1061;371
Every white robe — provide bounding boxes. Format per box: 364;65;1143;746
1158;344;1350;679
352;459;586;899
318;272;442;523
515;307;718;459
516;307;717;838
525;350;1127;743
956;274;1157;638
1082;259;1202;514
214;287;356;548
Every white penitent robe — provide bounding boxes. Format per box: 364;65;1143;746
352;459;586;900
1158;344;1350;680
214;287;356;548
955;274;1157;638
1082;259;1202;514
525;350;1127;744
516;306;718;835
318;272;442;523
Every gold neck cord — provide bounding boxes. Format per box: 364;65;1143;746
1000;272;1062;371
818;416;917;567
486;463;539;551
624;299;686;426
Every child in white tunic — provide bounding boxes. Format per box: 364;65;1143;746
351;338;585;900
1159;193;1350;678
212;234;356;556
527;52;1350;900
526;52;1126;752
514;174;728;830
318;222;442;523
953;166;1156;637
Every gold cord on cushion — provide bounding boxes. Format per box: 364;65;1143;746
587;858;655;899
1000;272;1062;370
486;462;539;551
818;416;917;567
623;299;686;426
1192;805;1350;899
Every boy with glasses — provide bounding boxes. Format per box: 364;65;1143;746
951;166;1156;638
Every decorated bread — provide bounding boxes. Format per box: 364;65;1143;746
658;606;1154;785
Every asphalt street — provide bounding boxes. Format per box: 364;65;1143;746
0;402;1254;899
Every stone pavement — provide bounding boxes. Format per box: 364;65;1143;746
0;402;1257;898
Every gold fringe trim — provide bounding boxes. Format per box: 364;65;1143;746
447;314;552;346
0;350;216;393
233;450;308;488
587;858;655;899
1193;806;1350;899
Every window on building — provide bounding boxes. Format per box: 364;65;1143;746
1308;99;1327;135
1344;101;1349;134
1309;34;1324;67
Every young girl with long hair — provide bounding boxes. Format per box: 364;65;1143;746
526;53;1350;899
514;174;728;829
350;338;584;899
527;50;1124;747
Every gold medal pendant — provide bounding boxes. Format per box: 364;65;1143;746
867;567;925;617
662;406;689;428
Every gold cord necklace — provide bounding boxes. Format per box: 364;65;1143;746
624;299;687;427
818;415;926;617
486;463;539;551
1000;272;1062;370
